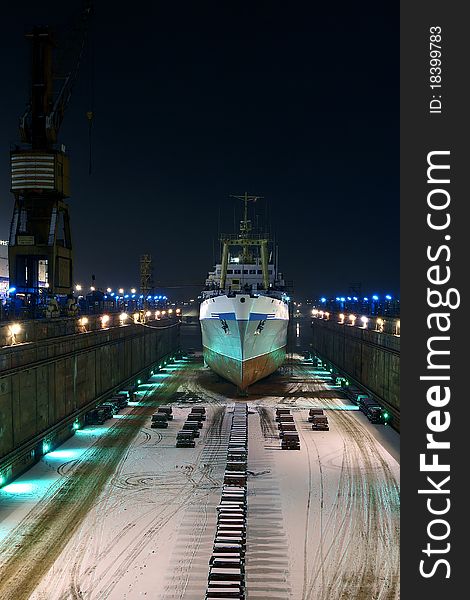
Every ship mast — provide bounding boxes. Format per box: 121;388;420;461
220;193;269;291
231;192;261;263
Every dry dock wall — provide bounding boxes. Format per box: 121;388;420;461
0;316;180;483
310;318;400;427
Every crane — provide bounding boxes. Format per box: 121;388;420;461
8;1;93;302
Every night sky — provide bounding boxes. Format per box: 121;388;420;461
1;1;399;300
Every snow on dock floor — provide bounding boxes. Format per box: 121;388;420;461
0;356;399;600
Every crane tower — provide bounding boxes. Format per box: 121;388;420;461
8;4;92;299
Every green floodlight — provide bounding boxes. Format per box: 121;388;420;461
43;440;51;454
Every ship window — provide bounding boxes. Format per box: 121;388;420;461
243;270;248;274
234;269;241;274
257;270;262;274
227;269;233;274
232;279;240;284
249;270;256;274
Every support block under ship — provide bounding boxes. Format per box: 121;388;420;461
199;194;290;391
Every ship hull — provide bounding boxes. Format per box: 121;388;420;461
199;294;289;390
202;343;286;389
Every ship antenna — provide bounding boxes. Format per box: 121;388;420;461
230;192;263;238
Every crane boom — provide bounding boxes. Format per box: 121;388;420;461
19;1;93;148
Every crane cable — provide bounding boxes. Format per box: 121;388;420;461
86;11;94;175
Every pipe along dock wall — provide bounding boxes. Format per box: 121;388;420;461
310;318;400;428
0;316;180;485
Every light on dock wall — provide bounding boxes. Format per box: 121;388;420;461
9;323;22;344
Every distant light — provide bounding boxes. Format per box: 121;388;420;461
176;308;181;314
133;312;139;322
320;297;326;303
339;313;345;324
44;283;50;288
353;297;358;301
360;316;369;325
335;297;340;301
107;288;112;293
155;310;161;316
168;309;173;314
163;296;167;300
324;312;330;319
340;297;345;302
145;310;151;317
349;314;356;325
372;295;379;301
90;286;95;291
347;296;352;301
119;312;128;323
131;294;136;298
110;292;115;297
385;294;392;300
363;297;369;301
119;288;124;294
101;314;110;327
131;288;136;294
8;286;16;293
75;284;82;292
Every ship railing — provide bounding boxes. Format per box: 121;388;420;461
219;233;270;241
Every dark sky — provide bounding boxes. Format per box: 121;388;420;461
1;1;399;300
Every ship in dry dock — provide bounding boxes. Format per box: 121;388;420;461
199;194;290;391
